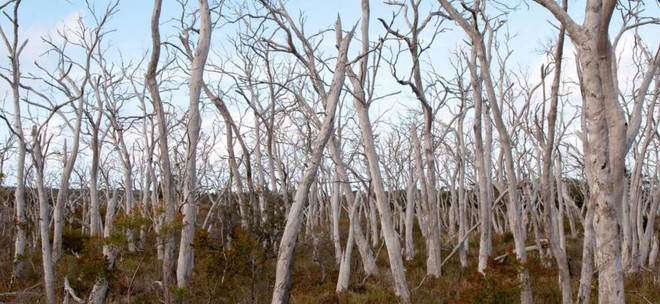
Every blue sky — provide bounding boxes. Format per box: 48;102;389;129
1;0;658;186
13;0;658;86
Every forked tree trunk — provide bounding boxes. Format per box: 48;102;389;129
31;126;56;304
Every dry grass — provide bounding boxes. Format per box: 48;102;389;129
0;202;658;303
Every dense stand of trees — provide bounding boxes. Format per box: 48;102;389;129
0;0;658;303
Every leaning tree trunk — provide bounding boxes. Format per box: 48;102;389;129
328;135;378;277
345;1;411;296
270;20;354;303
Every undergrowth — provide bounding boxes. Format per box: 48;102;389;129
0;196;658;303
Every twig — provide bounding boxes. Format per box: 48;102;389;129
632;291;653;304
410;274;430;293
126;255;145;303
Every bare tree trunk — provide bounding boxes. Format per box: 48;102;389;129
457;102;469;268
269;15;354;302
354;100;411;302
88;190;119;304
254;111;268;224
328;135;378;276
31;126;56;304
649;232;658;268
539;6;572;300
469;65;492;273
405;167;417;261
176;0;212;297
639;185;659;268
577;102;596;304
631;80;659;270
146;0;177;300
330;172;342;264
366;184;379;248
438;2;532;301
1;0;28;280
52;97;83;262
89;116;103;237
530;0;655;301
336;192;363;292
411;125;441;278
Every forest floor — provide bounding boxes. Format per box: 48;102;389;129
0;213;658;303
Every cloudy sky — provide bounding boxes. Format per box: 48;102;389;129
0;0;658;186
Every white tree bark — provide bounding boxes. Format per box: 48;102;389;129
456;101;469;268
327;135;378;277
52;84;84;263
405;166;417;261
649;232;658;268
336;192;363;292
267;10;354;301
0;0;28;279
330;172;342;264
88;189;119;304
145;0;177;300
539;7;572;301
176;0;212;295
468;60;492;273
31;126;56;304
344;3;411;300
531;1;635;301
411;125;441;278
438;1;532;301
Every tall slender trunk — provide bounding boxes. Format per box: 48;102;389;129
146;0;177;300
328;136;378;276
270;20;353;303
31;126;56;304
411;125;441;277
330;172;342;264
177;1;212;297
5;0;27;279
344;3;410;295
405;167;417;260
469;70;492;272
540;6;572;301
